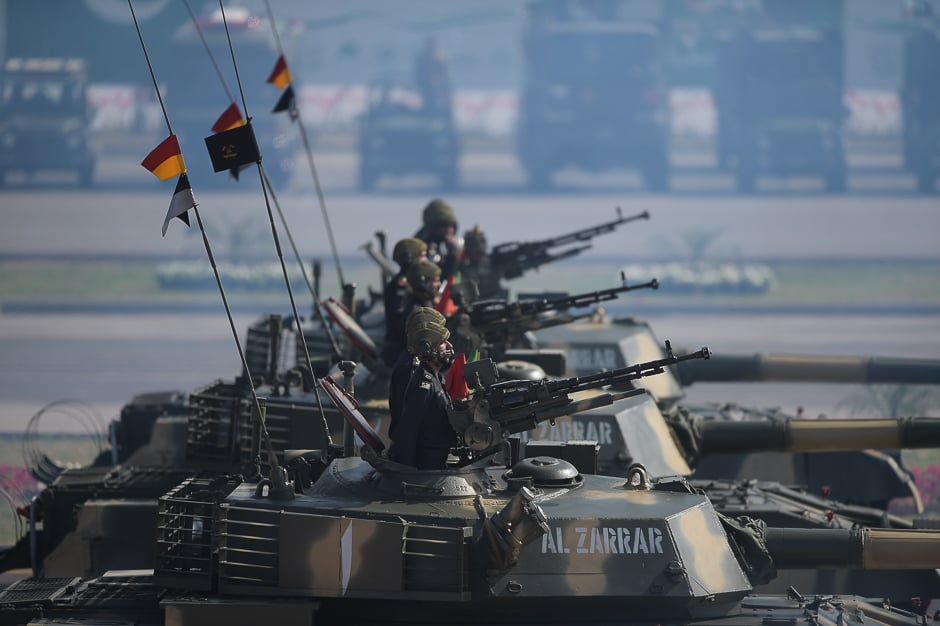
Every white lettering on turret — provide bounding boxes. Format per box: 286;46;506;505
541;526;663;555
569;347;620;371
575;527;588;553
527;420;614;445
541;526;570;554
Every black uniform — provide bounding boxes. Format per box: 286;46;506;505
388;349;418;435
381;272;410;367
387;363;456;470
414;227;457;281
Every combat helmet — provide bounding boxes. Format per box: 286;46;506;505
407;317;452;358
405;306;446;334
422;198;457;228
392;237;428;268
406;259;442;295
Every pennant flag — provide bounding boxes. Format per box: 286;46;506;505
211;102;245;134
141;134;185;181
266;54;292;89
204;122;261;173
435;275;459;316
444;353;470;401
161;173;196;236
272;85;298;119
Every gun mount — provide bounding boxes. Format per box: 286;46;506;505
454;277;658;358
451;342;709;452
463;208;650;299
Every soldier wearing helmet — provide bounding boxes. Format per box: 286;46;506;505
386;310;458;470
415;198;461;280
381;238;428;367
388;307;447;433
381;258;444;368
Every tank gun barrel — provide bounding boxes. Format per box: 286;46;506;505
766;527;940;570
674;353;940;386
701;417;940;454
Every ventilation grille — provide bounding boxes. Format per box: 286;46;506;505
403;524;471;593
185;381;247;469
0;577;77;605
218;505;281;587
154;475;240;591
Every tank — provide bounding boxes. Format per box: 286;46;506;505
531;314;940;510
3;354;940;626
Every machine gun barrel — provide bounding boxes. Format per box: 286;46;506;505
469;278;658;329
766;527;940;570
536;208;649;249
674;353;940;386
543;341;709;397
701;417;940;454
457;342;710;450
489;208;649;280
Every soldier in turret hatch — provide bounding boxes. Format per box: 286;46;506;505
381;237;428;368
386;312;458;470
414;198;461;281
388;306;448;435
381;259;445;369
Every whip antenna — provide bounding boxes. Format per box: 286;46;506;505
264;0;347;290
217;0;334;447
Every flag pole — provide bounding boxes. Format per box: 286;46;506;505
129;0;288;482
260;165;344;361
218;0;334;447
264;0;347;291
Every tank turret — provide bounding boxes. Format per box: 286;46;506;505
531;315;940;510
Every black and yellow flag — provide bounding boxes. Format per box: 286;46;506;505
204;122;261;173
272;85;297;119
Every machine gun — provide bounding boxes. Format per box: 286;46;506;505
464;276;658;351
451;341;709;451
487;208;649;281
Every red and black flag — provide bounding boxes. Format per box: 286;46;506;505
211;102;245;134
266;54;292;89
161;173;196;237
272;84;298;120
141;134;185;181
204;121;261;174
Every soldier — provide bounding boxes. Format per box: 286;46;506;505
386;312;458;470
415;198;461;281
381;238;428;367
388;307;447;434
381;259;444;369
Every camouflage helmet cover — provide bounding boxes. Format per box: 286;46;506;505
406;259;442;292
392;237;428;267
405;306;447;333
405;307;450;356
422;198;457;227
